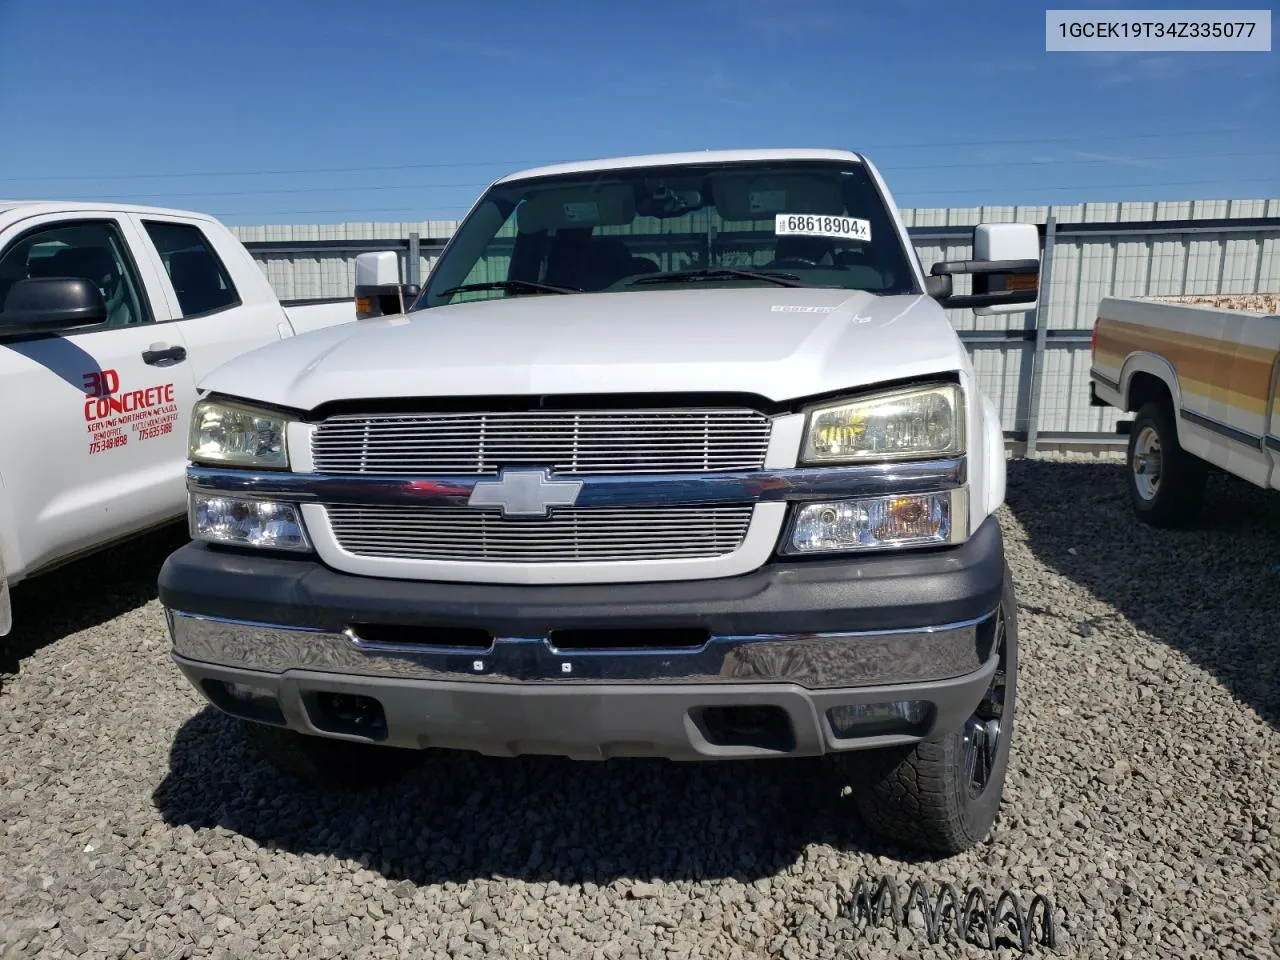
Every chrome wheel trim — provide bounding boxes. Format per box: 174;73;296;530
964;610;1008;798
1132;425;1163;502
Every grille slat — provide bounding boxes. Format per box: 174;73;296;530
311;409;772;476
325;504;754;563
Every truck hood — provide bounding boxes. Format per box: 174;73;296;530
202;287;967;411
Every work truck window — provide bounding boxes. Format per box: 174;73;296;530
418;159;919;308
142;221;240;318
0;221;152;329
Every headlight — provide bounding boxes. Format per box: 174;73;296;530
782;489;966;554
801;383;963;464
189;399;291;468
190;494;310;552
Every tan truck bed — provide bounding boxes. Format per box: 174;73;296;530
1140;293;1279;313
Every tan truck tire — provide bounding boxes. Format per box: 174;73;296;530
1126;400;1207;527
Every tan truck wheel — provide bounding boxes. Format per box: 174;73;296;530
1127;401;1207;527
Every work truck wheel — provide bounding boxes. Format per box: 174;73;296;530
1127;400;1206;527
242;721;417;787
838;569;1018;856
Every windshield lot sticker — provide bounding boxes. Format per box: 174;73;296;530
775;214;871;242
82;367;180;455
562;202;600;224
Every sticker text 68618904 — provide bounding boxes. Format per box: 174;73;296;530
82;368;180;456
775;214;871;243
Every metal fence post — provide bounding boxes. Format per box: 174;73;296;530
407;232;421;287
1023;216;1057;459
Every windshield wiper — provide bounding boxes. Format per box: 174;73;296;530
627;268;803;288
436;279;583;298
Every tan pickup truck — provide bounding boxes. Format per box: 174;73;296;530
1089;293;1280;525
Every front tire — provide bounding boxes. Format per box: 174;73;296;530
837;568;1018;856
1126;400;1207;527
242;721;419;787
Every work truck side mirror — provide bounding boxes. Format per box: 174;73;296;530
354;251;420;320
929;223;1041;315
0;277;109;337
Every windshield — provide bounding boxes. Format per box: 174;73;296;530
416;159;920;309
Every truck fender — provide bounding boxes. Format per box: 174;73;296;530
1119;352;1181;413
1117;352;1203;452
980;391;1006;519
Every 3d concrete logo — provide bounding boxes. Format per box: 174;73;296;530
467;468;583;518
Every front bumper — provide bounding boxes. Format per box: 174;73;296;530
160;515;1007;760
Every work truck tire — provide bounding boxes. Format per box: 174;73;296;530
838;567;1018;856
242;721;418;787
1126;400;1207;528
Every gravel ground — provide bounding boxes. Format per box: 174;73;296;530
1;458;1277;960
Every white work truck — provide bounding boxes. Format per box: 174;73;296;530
157;149;1043;854
0;201;356;635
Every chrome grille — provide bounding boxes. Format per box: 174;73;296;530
324;504;755;562
310;409;773;475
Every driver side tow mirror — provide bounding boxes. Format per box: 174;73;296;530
0;277;108;337
929;223;1041;315
354;251;420;320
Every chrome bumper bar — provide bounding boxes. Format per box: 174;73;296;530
167;608;999;690
185;457;967;510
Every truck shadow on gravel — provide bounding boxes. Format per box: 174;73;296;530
154;706;952;885
0;522;189;686
1004;458;1280;730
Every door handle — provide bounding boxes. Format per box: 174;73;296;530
142;344;187;366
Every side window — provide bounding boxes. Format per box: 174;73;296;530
0;220;153;329
142;221;240;318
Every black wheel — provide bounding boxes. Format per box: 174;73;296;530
242;721;419;787
837;567;1018;856
1127;400;1207;527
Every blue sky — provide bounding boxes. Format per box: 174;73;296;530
0;0;1276;225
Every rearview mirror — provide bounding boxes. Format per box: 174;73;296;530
1;277;108;336
354;251;418;319
929;223;1041;315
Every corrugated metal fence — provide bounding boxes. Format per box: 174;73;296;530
233;197;1280;453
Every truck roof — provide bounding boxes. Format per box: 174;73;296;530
0;199;219;221
495;148;865;184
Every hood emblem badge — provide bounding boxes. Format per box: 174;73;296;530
468;468;583;518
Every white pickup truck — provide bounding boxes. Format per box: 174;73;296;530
157;149;1044;854
1090;292;1280;525
0;201;356;635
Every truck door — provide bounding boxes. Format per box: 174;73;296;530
0;215;198;579
126;215;288;384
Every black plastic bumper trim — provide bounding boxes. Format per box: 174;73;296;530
158;515;1005;636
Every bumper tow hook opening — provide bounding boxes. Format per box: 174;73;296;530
202;679;286;726
305;691;389;741
696;705;796;752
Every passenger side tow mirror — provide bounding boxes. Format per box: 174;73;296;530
354;251;418;319
929;223;1041;315
0;277;108;336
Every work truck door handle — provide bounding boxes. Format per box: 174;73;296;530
142;344;187;366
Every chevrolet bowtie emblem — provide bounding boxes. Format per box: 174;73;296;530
467;468;583;518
